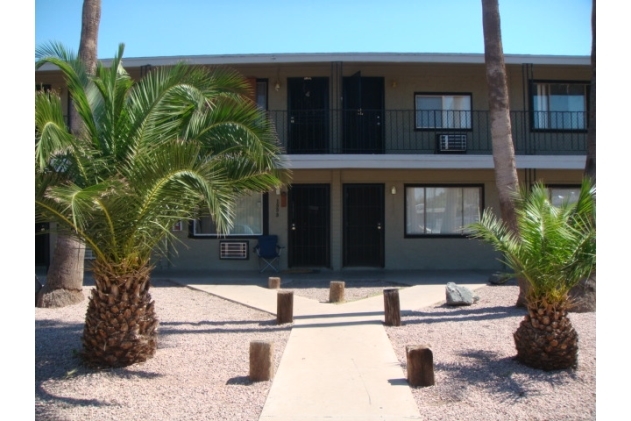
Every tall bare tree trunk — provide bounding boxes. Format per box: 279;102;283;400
37;0;101;308
78;0;101;74
481;0;522;305
36;234;86;307
584;0;596;182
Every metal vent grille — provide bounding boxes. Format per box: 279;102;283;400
219;241;249;260
437;134;467;152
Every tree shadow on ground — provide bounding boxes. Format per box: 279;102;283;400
401;348;579;404
36;318;166;415
157;318;292;336
402;304;526;325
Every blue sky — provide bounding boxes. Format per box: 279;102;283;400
35;0;592;58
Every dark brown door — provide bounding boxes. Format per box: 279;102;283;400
288;77;329;153
343;184;385;267
288;184;330;267
342;73;384;153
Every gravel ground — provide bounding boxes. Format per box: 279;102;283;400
386;282;596;421
35;279;291;421
36;278;595;421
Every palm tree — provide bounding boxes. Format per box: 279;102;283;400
468;179;595;371
37;0;102;308
36;43;288;367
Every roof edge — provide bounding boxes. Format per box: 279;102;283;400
36;52;590;71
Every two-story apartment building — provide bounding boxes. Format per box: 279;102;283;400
35;52;590;272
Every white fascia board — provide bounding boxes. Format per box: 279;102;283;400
283;154;586;170
284;155;493;169
36;52;589;71
514;155;586;169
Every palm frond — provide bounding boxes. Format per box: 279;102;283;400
468;178;596;304
36;44;289;266
35;91;74;171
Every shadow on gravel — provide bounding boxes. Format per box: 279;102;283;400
36;317;166;412
159;318;281;327
444;350;577;402
36;383;113;421
403;305;526;325
36;320;84;380
36;383;110;407
158;319;292;336
36;319;120;419
401;348;579;403
226;375;256;386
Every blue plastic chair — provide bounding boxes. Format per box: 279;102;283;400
254;235;284;273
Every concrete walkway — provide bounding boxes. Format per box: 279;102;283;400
167;271;489;421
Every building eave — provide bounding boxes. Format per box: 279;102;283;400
36;52;590;71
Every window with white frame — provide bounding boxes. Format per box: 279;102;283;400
193;193;263;236
532;82;589;130
405;185;482;236
548;186;580;207
415;93;472;129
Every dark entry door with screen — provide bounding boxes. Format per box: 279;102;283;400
342;73;384;153
343;184;385;267
288;77;329;153
288;184;330;267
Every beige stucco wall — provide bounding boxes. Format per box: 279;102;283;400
164;168;584;272
35;59;589;273
230;61;588;112
35;60;590;114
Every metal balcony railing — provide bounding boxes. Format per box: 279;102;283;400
265;109;587;155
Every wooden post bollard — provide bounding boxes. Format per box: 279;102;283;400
277;290;294;324
249;341;274;381
406;345;435;387
268;277;281;289
329;281;345;303
383;288;401;326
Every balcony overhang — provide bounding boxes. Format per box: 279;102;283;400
283;154;586;170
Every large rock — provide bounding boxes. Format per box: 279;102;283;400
445;282;479;306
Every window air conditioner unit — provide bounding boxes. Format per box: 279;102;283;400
437;134;467;152
219;241;249;260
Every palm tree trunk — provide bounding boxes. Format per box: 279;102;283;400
481;0;519;232
41;0;101;307
481;0;523;305
36;234;85;307
78;0;101;74
514;298;578;371
584;0;596;182
82;259;158;368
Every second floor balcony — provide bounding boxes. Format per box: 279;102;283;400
267;109;587;156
